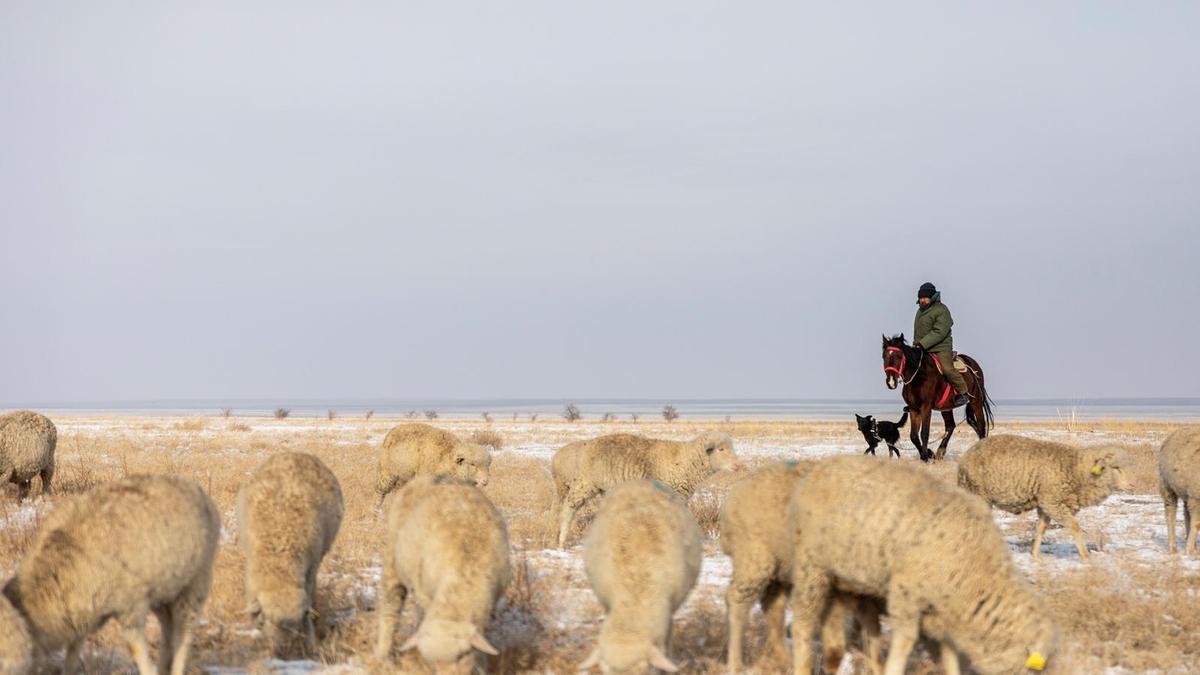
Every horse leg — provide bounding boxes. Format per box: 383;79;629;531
935;410;956;461
920;408;933;462
909;408;926;461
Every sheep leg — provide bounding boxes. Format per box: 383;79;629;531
1031;510;1050;560
16;480;31;502
881;618;917;675
374;570;408;660
857;599;882;669
153;605;175;675
1187;498;1200;556
1164;491;1178;553
1185;501;1193;554
39;461;55;497
820;595;849;674
63;641;84;675
725;579;758;672
760;581;790;667
789;571;831;675
305;564;320;654
123;623;159;675
939;642;962;675
1064;514;1090;560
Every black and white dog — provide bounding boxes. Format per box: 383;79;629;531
855;407;909;458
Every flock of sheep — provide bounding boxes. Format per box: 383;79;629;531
1;409;1199;674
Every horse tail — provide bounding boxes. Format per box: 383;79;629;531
961;354;995;434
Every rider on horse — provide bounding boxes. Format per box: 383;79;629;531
914;282;969;408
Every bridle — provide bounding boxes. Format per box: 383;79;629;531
884;345;922;386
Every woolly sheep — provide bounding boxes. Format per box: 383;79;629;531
375;475;510;673
958;434;1133;560
552;432;743;547
788;456;1057;675
579;480;702;674
0;474;219;675
375;423;492;503
0;411;56;501
236;452;344;656
721;461;877;673
1159;427;1200;554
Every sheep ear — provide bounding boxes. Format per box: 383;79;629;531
399;635;419;652
648;646;679;673
578;648;600;671
470;632;500;656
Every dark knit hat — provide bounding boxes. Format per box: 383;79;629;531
917;282;937;299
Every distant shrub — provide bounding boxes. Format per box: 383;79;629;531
365;410;376;421
470;429;505;451
274;408;290;419
662;405;679;422
563;404;581;422
220;408;232;418
482;412;492;423
425;410;439;420
327;409;337;420
601;412;615;423
530;414;539;422
406;411;417;419
630;413;639;423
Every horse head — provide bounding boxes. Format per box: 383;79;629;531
881;333;912;390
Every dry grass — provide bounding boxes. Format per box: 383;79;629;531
0;416;1195;673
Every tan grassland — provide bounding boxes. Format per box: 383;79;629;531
0;415;1197;673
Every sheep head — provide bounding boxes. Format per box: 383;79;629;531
579;641;678;674
694;432;743;472
1078;445;1134;505
401;618;498;666
450;442;493;487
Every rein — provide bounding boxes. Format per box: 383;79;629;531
884;346;923;385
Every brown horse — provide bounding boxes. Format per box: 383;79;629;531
881;334;994;462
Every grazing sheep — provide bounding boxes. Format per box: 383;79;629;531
0;474;219;675
1159;427;1200;554
375;423;492;503
552;432;743;547
958;434;1133;560
0;411;56;501
721;461;877;673
375;475;510;673
579;480;702;674
788;456;1057;675
236;452;345;657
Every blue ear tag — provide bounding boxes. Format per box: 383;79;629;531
652;480;673;494
783;460;800;468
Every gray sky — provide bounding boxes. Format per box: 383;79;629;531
2;2;1197;404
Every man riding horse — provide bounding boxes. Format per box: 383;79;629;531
914;282;969;408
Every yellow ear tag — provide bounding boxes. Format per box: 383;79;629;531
1092;465;1103;475
1025;652;1046;670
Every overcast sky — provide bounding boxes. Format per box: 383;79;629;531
1;2;1197;405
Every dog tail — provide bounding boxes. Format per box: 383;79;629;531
896;408;909;428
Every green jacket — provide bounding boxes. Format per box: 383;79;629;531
914;296;954;353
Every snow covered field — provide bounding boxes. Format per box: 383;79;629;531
1;415;1196;673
